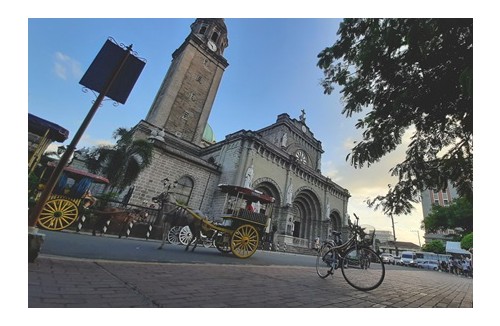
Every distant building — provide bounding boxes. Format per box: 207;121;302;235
378;240;420;255
421;181;459;216
375;230;423;255
421;181;461;244
375;230;394;243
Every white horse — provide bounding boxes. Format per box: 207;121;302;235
154;191;203;252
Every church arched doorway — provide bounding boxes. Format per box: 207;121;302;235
291;188;321;240
254;180;281;242
329;210;342;236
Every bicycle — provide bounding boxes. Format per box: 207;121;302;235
315;213;385;291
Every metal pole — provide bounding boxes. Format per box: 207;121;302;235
411;230;422;248
28;44;134;227
391;214;398;256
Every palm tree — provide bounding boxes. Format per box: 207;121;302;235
85;128;153;193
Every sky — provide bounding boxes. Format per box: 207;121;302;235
8;0;497;321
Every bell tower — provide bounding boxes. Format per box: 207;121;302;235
145;18;229;145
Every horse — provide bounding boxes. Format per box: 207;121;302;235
154;191;203;252
91;207;147;238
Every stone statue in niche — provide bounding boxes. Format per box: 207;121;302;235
281;132;288;147
244;164;254;188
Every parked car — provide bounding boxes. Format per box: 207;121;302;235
380;253;395;265
417;260;439;270
394;256;402;265
400;251;418;267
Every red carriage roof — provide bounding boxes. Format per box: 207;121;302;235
218;184;275;204
47;161;109;184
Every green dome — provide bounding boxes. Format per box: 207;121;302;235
202;123;216;144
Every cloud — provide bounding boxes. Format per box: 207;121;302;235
53;52;82;80
79;134;114;148
45;134;114;154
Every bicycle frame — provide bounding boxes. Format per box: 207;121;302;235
322;214;366;257
316;213;385;291
319;213;378;275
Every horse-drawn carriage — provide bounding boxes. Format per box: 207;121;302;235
31;162;109;231
156;183;275;259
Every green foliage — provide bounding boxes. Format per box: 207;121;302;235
423;197;472;234
421;240;445;254
317;19;473;216
94;192;119;208
85;128;153;191
28;173;39;193
461;233;473;251
28;173;41;210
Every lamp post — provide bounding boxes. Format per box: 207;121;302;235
411;230;422;248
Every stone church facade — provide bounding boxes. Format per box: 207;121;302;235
128;18;350;249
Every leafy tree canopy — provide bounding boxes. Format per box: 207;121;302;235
421;240;445;254
85;128;153;191
461;232;473;251
317;19;472;216
422;197;472;234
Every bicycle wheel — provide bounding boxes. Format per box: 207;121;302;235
167;226;182;244
341;246;385;291
316;244;336;278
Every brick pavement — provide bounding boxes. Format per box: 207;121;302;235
28;255;473;308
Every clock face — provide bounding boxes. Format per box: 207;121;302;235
207;41;217;51
295;150;307;165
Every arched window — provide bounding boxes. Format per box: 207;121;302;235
211;32;219;42
199;25;207;35
174;176;194;205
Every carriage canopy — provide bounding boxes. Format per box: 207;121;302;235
218;184;275;204
47;161;109;185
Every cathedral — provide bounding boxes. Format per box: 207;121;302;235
128;18;350;250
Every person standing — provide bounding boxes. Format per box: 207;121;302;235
451;257;459;275
462;257;471;277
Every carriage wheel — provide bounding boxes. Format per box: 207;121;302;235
38;198;79;230
178;226;193;245
167;226;182;245
231;224;259;259
215;232;231;253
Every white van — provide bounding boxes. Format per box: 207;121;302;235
400;251;417;267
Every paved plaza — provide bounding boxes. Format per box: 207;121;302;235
28;255;473;308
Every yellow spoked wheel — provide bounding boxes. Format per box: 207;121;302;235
38;198;79;230
231;224;259;259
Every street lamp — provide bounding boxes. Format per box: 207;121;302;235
411;230;422;248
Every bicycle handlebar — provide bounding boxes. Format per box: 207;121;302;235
347;213;360;228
